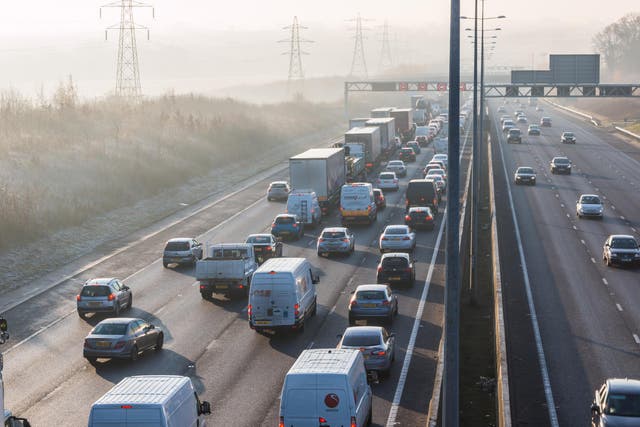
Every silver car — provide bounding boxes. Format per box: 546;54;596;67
76;278;132;319
83;317;163;363
267;181;291;201
337;326;395;377
576;194;603;218
385;160;407;177
376;171;399;191
162;238;203;268
317;227;355;256
591;378;640;426
379;225;416;253
348;284;398;325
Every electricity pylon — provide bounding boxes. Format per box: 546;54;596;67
347;14;372;79
279;16;313;94
101;0;154;100
378;20;394;72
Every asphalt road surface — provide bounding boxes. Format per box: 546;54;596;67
1;131;471;426
491;100;640;427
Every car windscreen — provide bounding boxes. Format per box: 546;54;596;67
401;148;413;154
385;227;407;235
322;231;346;239
518;168;534;174
92;323;128;336
563;133;574;137
388;161;403;167
275;216;295;224
246;236;271;244
270;183;287;189
382;257;408;268
379;173;395;180
554;158;570;164
342;333;381;347
81;285;112;297
605;393;640;416
165;241;190;251
580;196;600;204
356;290;386;300
611;238;638;249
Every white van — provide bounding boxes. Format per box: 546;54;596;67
286;190;322;227
248;258;319;334
339;183;377;226
87;375;211;427
279;349;372;427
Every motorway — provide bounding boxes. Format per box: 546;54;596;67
491;100;640;426
1;130;471;426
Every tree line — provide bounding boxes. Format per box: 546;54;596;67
593;13;640;77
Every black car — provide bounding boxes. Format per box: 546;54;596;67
404;206;436;230
602;235;640;267
376;253;415;287
507;128;522;144
399;147;416;162
245;233;283;264
540;117;552;127
406;179;439;212
561;131;576;144
550;156;572;174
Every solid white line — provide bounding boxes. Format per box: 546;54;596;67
602;278;609;285
496;118;560;427
306;341;314;350
620;216;625;221
634;334;640;345
616;304;623;312
580;240;586;245
611;205;616;210
4;309;76;354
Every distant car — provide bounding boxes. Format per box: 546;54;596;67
516;115;528;124
83;317;163;363
376;252;415;287
386;160;407;177
602;235;640;267
499;115;511;125
271;214;303;240
405;206;436;230
373;188;386;210
514;167;537;185
399;147;416;162
431;154;448;168
337;326;395;378
591;378;640;426
407;141;421;155
267;181;291;201
348;284;398;325
376;171;400;191
162;238;203;268
497;106;506;113
528;124;541;135
576;194;603;219
426;176;446;197
245;233;283;264
379;225;416;253
561;131;576;144
513;110;524;118
76;278;133;319
317;227;355;256
428;159;447;172
423;162;443;178
502;120;515;133
536;106;544;112
507;128;522;144
540;117;552;127
425;168;447;183
550;156;572;174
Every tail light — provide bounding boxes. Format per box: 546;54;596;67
320;417;328;424
108;293;116;301
342;238;349;243
76;295;81;301
279;416;285;427
200;284;205;290
247;304;252;317
292;223;298;228
405;215;411;221
265;246;272;251
238;284;244;289
381;237;388;240
351;416;357;427
394;179;398;183
382;300;390;306
114;341;126;349
377;266;382;273
318;238;324;243
294;303;300;317
433;198;437;206
367;205;372;212
405;267;412;272
371;350;386;356
402;236;410;240
350;300;358;307
271;223;276;228
426;215;433;221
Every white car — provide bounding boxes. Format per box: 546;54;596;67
431;154;448;167
379;225;416;253
376;172;399;191
385;160;407;177
428;175;447;194
576;194;603;219
426;168;447;183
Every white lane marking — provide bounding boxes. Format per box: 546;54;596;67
306;341;314;350
616;304;623;312
580;240;586;245
620;216;625;220
591;258;596;264
386;206;445;427
496;119;560;427
634;334;640;345
632;228;637;233
560;203;565;208
602;278;609;285
611;205;616;210
4;309;76;354
566;213;570;218
573;225;577;230
555;194;560;198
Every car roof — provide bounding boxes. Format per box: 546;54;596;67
275;213;296;219
167;237;193;243
607;378;640;393
579;194;599;199
609;234;636;240
85;278;116;285
355;284;389;292
384;224;409;231
321;227;348;233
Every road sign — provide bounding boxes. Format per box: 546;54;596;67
418;82;427;91
437;82;448;91
399;82;408;91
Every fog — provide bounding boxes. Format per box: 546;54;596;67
0;0;636;99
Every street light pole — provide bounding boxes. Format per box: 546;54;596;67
469;0;479;306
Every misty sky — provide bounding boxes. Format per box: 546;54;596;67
0;1;637;98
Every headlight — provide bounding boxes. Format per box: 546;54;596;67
634;253;640;258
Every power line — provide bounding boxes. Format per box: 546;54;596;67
279;16;313;92
347;14;372;79
100;0;154;100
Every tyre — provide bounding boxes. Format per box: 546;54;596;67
311;298;317;316
606;257;611;267
78;311;87;319
130;345;139;361
162;261;168;268
155;333;164;351
85;356;97;365
200;291;211;300
297;320;305;334
317;250;323;257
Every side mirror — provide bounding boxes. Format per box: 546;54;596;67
312;275;320;284
389;333;396;338
199;401;212;415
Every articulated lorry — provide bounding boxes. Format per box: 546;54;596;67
365;117;396;159
390;108;415;142
290;148;346;215
370;107;394;118
411;95;430;126
1;317;32;427
344;127;381;172
348;117;370;130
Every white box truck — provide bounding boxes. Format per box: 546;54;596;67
344;127;381;172
87;375;211;427
279;349;373;427
289;148;346;216
370;107;394;118
365;117;396;154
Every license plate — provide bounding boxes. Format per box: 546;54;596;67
355;320;367;326
89;302;101;307
363;354;370;360
172;258;181;262
255;320;271;325
96;341;110;348
389;277;401;281
362;303;376;308
281;232;290;235
216;284;228;289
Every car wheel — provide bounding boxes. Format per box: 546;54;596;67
162;261;168;268
130;345;139;361
86;356;97;365
317;250;323;257
297;320;305;334
78;311;87;319
155;333;164;351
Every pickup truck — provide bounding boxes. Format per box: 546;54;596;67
196;243;257;299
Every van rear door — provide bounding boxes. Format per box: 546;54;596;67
89;406;163;427
251;274;295;327
283;388;317;427
317;388;350;427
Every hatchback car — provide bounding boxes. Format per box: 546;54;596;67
267;181;291;201
245;233;283;264
77;278;133;319
536;106;544;112
271;214;303;240
513;110;524;118
317;227;355;256
540;117;552;127
376;252;415;287
507;128;522;144
497;106;506;113
376;172;400;191
603;235;640;267
373;188;386;209
527;124;541;135
514;167;537;185
83;317;163;363
407;141;421;155
423;162;443;178
502;120;515;133
399;147;416;162
405;206;436;230
561;131;576;144
576;194;603;219
337;326;395;378
550;156;572;174
379;225;416;253
386;160;407;177
162;238;203;268
591;378;640;426
499;115;511;125
348;284;398;325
